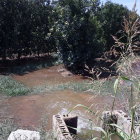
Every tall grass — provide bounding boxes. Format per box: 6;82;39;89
67;1;140;139
45;78;132;97
111;2;140;138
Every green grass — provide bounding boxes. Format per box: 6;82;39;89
45;77;131;97
0;75;30;96
45;79;114;93
0;73;132;98
1;53;62;75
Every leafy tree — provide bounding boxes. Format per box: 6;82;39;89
0;0;56;60
97;1;129;51
55;0;105;71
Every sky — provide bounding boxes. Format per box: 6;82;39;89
100;0;140;15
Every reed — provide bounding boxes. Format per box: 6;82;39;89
68;1;140;139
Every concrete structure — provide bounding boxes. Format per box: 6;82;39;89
101;111;117;132
53;114;78;140
101;110;140;135
8;129;40;140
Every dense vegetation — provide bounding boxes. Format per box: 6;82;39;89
0;0;56;60
0;0;139;70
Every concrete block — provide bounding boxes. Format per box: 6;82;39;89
101;110;140;136
7;129;40;140
101;111;117;132
63;114;78;135
53;114;78;140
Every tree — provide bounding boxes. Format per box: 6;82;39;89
0;0;56;60
55;0;104;71
97;1;129;51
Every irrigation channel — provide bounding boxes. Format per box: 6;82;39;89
0;64;135;139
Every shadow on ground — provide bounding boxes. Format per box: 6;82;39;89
0;55;58;75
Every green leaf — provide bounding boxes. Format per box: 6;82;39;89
93;127;108;139
67;104;103;121
120;76;138;85
66;125;85;136
110;124;128;140
120;76;132;82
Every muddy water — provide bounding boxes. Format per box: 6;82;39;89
1;65;125;139
12;65;89;87
0;90;124;138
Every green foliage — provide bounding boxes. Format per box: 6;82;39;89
45;77;131;96
65;2;140;139
55;0;105;70
0;0;56;60
0;0;138;73
8;56;59;75
0;76;30;96
98;1;129;51
0;119;18;140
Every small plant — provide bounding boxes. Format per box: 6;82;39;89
7;55;59;75
38;113;55;140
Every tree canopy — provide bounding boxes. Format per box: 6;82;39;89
1;0;139;72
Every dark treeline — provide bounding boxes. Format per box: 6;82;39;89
0;0;57;61
0;0;139;70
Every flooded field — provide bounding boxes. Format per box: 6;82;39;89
0;64;127;139
12;65;89;87
0;91;124;139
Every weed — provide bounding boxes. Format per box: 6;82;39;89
38;113;55;140
45;78;131;97
1;54;62;75
10;57;59;75
0;119;18;140
0;75;30;96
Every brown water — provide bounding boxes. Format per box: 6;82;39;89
12;65;89;87
0;91;124;139
0;65;125;139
